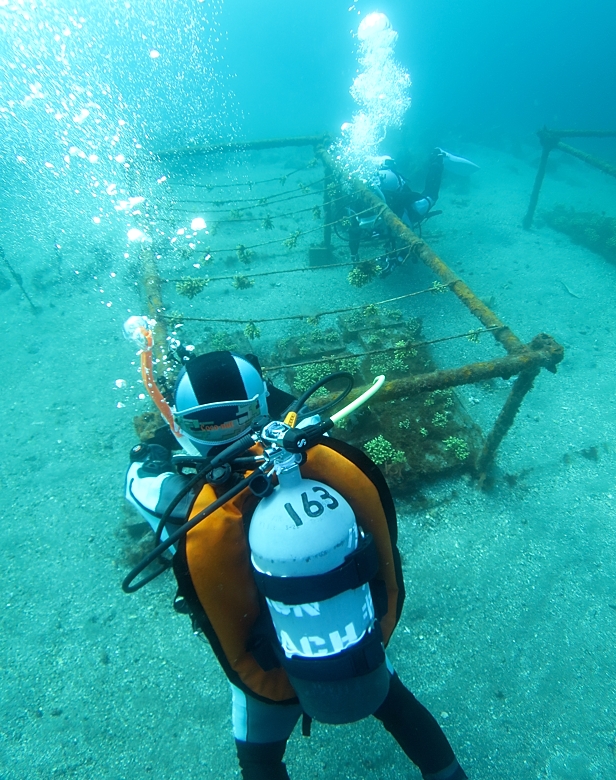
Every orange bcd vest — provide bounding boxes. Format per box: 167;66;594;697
185;442;400;702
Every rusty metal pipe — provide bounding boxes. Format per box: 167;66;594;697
523;141;550;229
156;135;330;158
308;333;563;410
547;130;616;139
476;366;540;479
323;162;333;251
556;141;616;179
524;127;616;227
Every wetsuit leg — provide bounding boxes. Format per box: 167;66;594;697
235;739;291;780
373;674;467;780
422;151;445;204
231;684;302;780
402;151;446;223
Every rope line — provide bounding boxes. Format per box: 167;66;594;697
170;188;353;222
173;201;324;224
170;204;383;256
262;327;502;373
169;181;329;212
163;244;416;285
168;160;320;190
169;281;451;325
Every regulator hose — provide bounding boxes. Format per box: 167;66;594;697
152;433;256;546
331;375;385;423
123;469;257;594
285;371;354;426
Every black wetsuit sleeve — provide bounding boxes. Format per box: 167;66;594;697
265;381;297;419
421;154;444;204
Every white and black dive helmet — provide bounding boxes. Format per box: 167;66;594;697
173;351;268;456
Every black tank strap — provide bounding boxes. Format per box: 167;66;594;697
252;532;379;605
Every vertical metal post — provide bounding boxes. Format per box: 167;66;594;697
323;162;333;253
0;245;38;312
523;129;559;229
476;366;540;481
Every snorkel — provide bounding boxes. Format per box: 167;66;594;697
123;315;200;455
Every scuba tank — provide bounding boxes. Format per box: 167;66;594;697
249;448;390;724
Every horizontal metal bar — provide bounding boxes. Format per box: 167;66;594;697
547;129;616;139
556;141;616;179
156;135;330;158
308;333;564;409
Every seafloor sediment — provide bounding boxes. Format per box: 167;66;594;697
1;140;615;780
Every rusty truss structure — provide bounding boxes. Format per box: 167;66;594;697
523;128;616;229
139;135;564;486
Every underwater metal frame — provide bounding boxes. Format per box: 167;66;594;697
145;135;564;483
523;128;616;229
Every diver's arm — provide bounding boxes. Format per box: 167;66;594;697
124;446;194;547
373;185;387;203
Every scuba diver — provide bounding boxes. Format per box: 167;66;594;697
122;318;468;780
349;149;478;276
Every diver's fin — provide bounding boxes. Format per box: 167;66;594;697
437;149;479;176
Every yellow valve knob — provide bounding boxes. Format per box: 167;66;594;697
284;411;298;428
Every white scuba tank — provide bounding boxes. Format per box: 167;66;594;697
249;460;389;723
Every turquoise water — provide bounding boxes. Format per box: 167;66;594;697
1;2;616;778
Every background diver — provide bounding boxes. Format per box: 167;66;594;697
348;149;479;276
122;328;469;780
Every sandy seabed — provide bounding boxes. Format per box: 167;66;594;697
1;138;615;780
